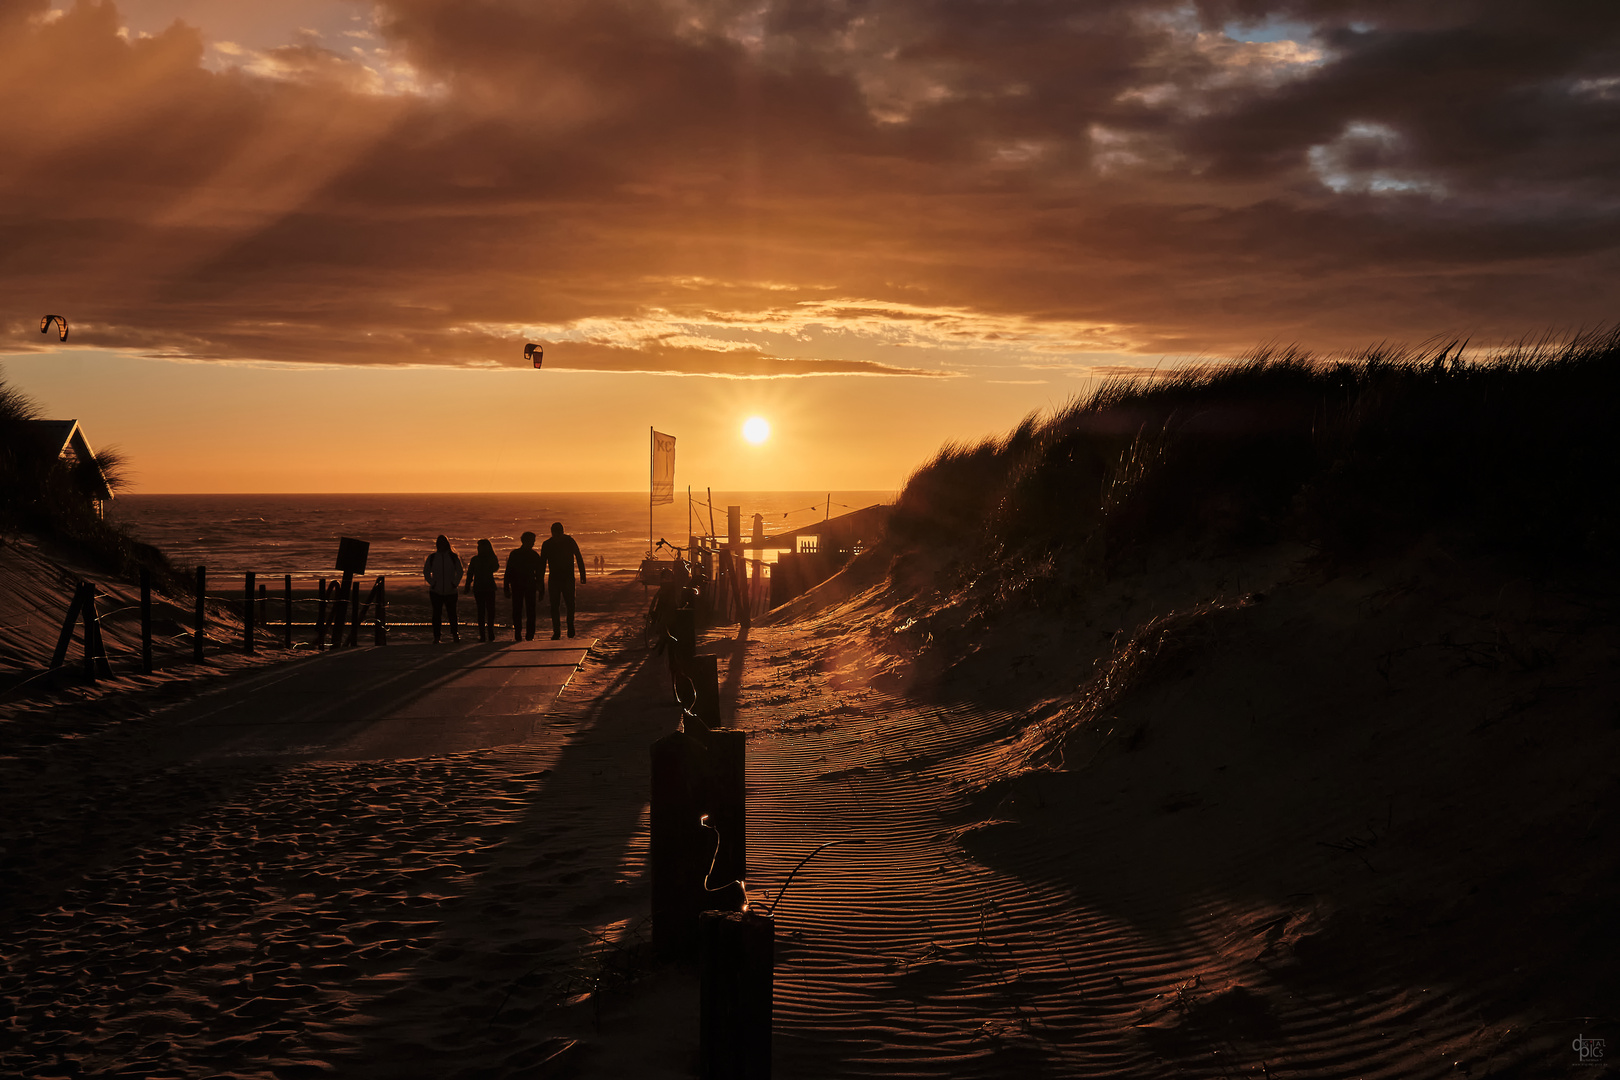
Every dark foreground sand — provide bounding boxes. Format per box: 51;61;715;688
1;539;1617;1078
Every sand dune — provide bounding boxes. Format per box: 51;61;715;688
1;534;1615;1078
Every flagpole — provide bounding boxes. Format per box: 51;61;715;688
649;426;654;558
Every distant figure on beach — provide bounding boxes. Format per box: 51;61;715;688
540;521;587;639
423;535;463;644
464;538;500;642
504;531;545;641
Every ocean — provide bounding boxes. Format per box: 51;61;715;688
109;492;894;580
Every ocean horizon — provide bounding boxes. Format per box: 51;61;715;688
111;491;895;580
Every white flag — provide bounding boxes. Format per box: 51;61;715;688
651;430;676;505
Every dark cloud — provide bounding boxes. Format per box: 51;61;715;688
2;0;1618;371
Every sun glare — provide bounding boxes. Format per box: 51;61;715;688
742;416;771;444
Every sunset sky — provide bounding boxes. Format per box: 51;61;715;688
3;0;1617;492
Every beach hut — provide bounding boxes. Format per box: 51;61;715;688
24;419;116;517
747;503;892;606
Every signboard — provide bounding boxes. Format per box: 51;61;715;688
335;536;370;574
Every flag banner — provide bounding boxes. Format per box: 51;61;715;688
651;430;676;505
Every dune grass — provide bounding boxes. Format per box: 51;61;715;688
0;367;176;586
889;330;1620;606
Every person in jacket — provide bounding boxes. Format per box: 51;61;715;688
540;521;587;639
504;531;545;641
463;538;500;642
423;534;464;644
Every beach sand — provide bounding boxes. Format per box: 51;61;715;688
1;537;1616;1077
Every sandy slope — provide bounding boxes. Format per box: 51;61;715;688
735;542;1620;1079
1;540;1615;1079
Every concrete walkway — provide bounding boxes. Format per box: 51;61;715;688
152;637;596;764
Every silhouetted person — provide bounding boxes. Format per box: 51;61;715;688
541;521;587;639
464;538;500;642
504;531;545;641
423;534;463;644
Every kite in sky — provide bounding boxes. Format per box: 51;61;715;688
524;343;543;368
40;315;68;341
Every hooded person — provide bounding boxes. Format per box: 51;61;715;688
423;534;464;644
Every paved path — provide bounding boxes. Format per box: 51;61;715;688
151;638;596;764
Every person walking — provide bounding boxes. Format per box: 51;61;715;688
423;534;464;644
540;521;587;639
504;531;545;641
463;538;500;642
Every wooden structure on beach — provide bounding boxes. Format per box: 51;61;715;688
24;419;116;517
744;504;891;608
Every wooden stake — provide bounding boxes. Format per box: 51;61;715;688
314;578;328;648
139;568;153;675
693;653;721;727
330;569;354;649
82;585;111;681
283;574;293;648
700;910;774;1080
651;730;714;961
693;726;745;888
51;582;89;671
374;576;387;646
193;565;206;662
347;577;363;647
243;571;256;655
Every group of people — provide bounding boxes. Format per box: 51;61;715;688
421;522;588;643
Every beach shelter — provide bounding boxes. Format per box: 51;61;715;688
24;419;115;516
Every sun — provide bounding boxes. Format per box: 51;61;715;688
742;416;771;444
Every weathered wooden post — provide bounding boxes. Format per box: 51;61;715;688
82;585;111;681
651;729;714;961
258;582;268;639
193;565;206;662
700;909;774;1080
669;607;697;699
139;568;153;675
346;578;362;647
51;582;89;671
329;570;352;649
693;653;721;727
283;574;293;648
314;578;329;649
243;571;256;655
374;575;387;645
693;726;745;888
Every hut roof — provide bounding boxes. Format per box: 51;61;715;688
746;503;891;550
24;419;114;502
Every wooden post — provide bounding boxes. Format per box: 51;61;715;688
193;566;206;662
670;608;697;690
693;653;721;727
346;577;363;647
314;578;329;648
258;582;268;637
243;571;256;655
283;574;293;648
700;910;774;1080
82;585;111;681
139;568;153;675
693;727;745;889
330;569;354;649
51;582;89;670
651;730;714;961
374;575;387;646
87;587;111;679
